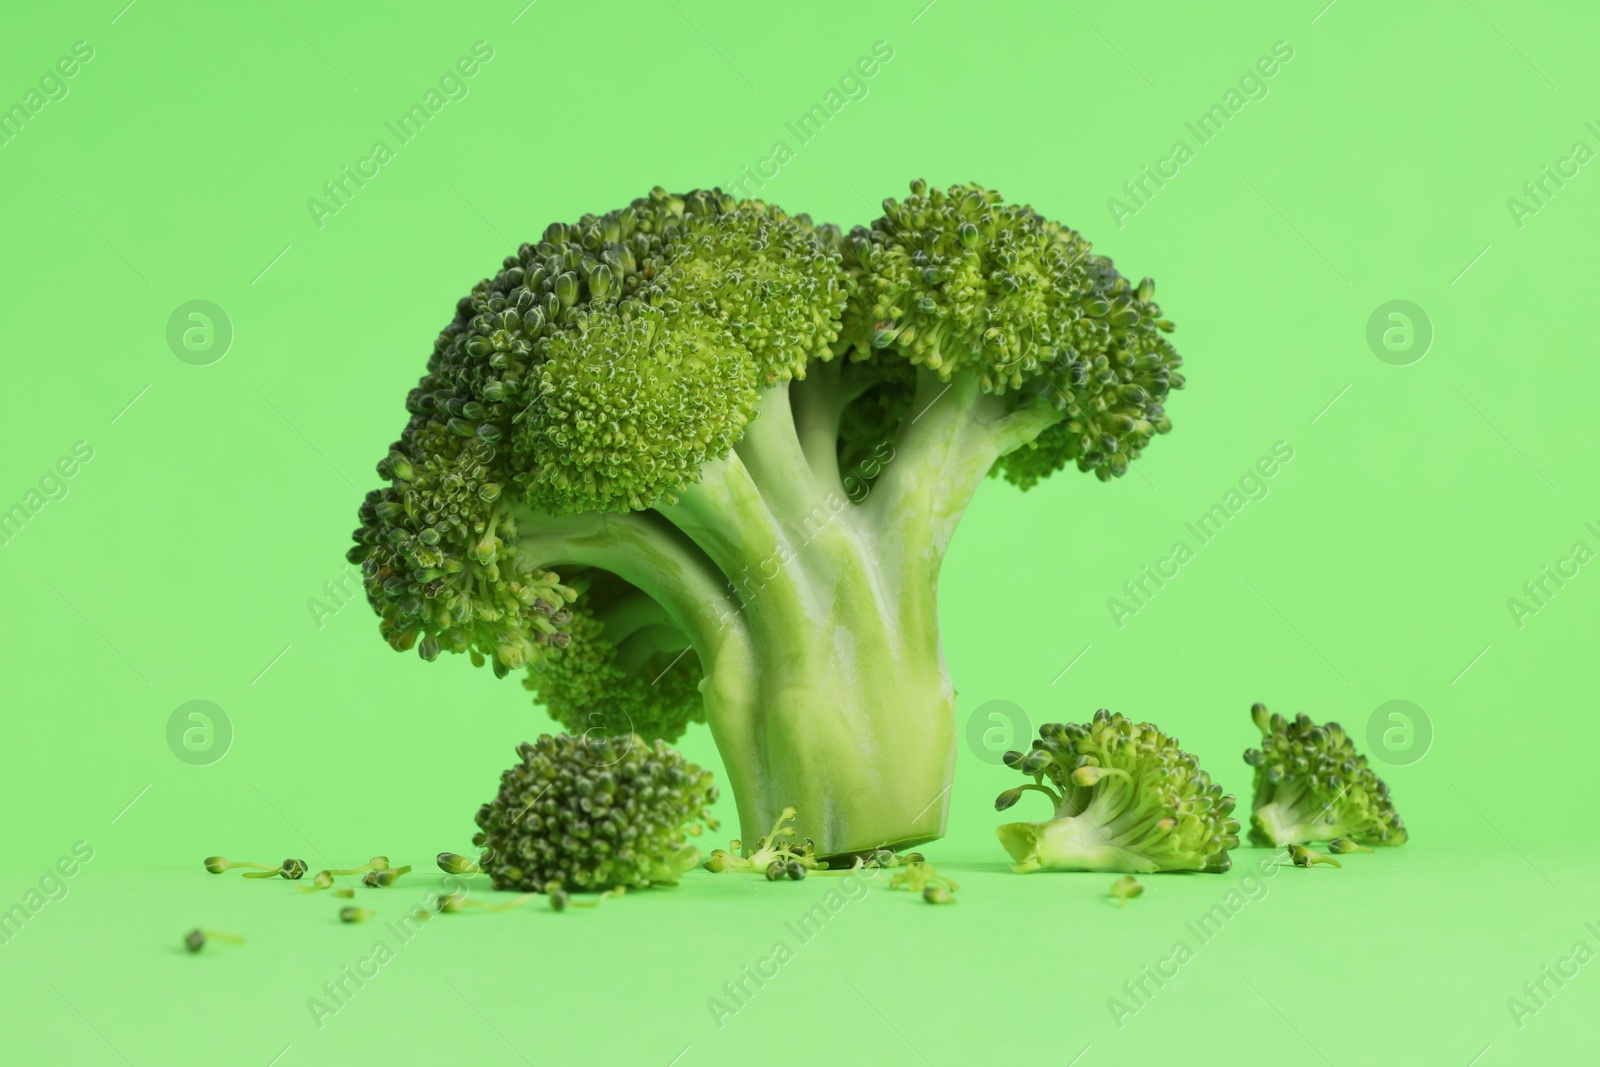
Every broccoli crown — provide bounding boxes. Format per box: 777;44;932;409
348;181;1187;765
841;179;1183;485
347;189;845;674
472;733;718;891
1243;703;1407;847
994;709;1238;873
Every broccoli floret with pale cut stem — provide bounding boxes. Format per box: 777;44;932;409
1244;703;1407;848
995;710;1238;874
349;181;1185;858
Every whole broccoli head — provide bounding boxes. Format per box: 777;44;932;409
472;733;718;891
350;181;1184;857
995;710;1238;874
1243;703;1407;847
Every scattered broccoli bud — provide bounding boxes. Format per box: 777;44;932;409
325;857;389;876
334;886;355;899
297;870;336;892
888;860;958;902
203;856;278;875
705;807;822;875
241;858;308;880
785;861;807;881
340;907;377;923
183;928;245;953
436;892;534;914
1286;844;1341;869
995;710;1238;873
363;865;412;888
545;885;624;913
473;733;717;891
437;852;481;875
1245;703;1407;848
1111;875;1144;907
1327;838;1374;855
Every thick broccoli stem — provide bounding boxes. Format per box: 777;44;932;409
684;369;1058;856
516;366;1059;857
658;409;955;856
864;368;1063;620
512;510;744;672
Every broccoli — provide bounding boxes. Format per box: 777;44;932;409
348;181;1184;857
994;710;1237;873
703;806;821;874
1243;703;1408;848
471;733;718;891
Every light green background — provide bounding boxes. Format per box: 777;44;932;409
2;1;1595;1063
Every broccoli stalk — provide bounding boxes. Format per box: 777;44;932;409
350;183;1183;857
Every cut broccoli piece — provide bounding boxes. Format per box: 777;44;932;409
704;806;821;874
472;733;717;891
1244;703;1408;848
994;710;1238;874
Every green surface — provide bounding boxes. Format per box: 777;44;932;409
2;0;1595;1063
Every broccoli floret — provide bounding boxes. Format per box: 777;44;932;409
994;710;1238;874
471;733;717;891
1243;703;1408;848
350;181;1185;857
704;806;821;874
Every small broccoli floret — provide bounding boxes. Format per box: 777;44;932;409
887;859;958;903
704;806;822;874
995;710;1238;874
472;733;717;892
1244;703;1407;848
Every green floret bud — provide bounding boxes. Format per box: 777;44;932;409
1244;704;1408;848
471;733;718;892
655;200;848;386
348;424;577;673
513;298;759;513
994;710;1237;874
521;568;705;742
